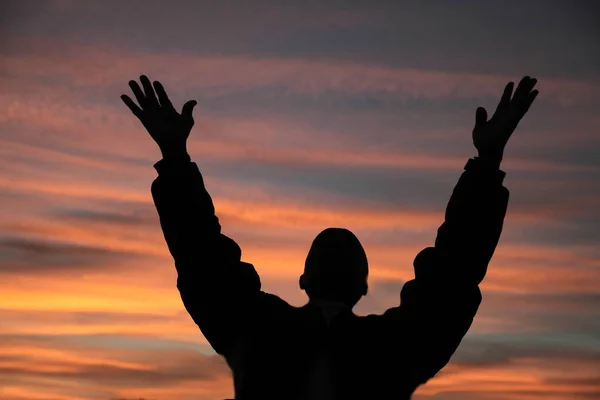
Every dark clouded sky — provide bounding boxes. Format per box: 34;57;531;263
1;1;599;399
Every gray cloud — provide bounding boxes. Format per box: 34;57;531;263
454;330;600;369
0;309;177;330
3;1;598;79
52;207;155;227
0;236;145;273
480;291;600;338
507;215;600;247
205;155;457;211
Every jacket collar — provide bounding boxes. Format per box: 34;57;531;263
306;298;354;327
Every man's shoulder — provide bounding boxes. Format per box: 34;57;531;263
255;292;299;319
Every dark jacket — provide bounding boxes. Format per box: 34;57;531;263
151;155;509;400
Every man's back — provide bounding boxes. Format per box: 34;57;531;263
226;293;417;400
151;155;501;399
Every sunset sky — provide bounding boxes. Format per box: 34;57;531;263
1;1;599;399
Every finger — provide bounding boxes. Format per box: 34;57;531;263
528;89;539;104
528;77;538;92
120;95;143;118
522;89;539;115
140;75;159;108
494;81;514;114
512;78;538;118
508;76;537;121
128;80;147;108
181;100;197;120
520;78;537;100
475;106;488;129
512;76;531;103
153;80;174;110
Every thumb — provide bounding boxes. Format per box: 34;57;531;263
475;107;487;129
181;100;197;120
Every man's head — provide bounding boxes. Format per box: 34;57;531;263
299;227;368;308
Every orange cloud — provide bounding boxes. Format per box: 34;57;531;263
416;361;600;400
0;334;233;400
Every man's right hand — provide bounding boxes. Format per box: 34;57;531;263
472;76;539;166
121;75;197;158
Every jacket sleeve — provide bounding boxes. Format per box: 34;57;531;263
382;157;510;388
151;153;263;357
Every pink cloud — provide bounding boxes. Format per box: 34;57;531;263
1;39;596;105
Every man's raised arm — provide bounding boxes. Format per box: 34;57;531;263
382;76;539;390
121;75;262;357
397;155;509;388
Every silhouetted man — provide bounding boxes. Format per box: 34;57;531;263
121;75;538;399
